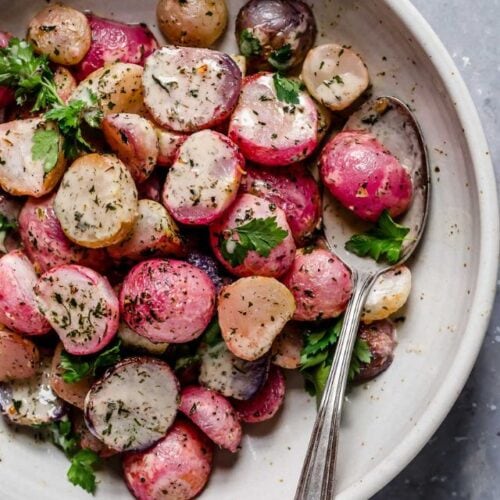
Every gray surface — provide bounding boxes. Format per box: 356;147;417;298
375;1;500;499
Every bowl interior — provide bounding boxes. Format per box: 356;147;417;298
0;1;491;499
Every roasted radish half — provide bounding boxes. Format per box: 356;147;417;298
107;199;183;261
319;131;414;222
156;128;188;167
0;118;65;197
229;72;318;166
179;385;242;452
199;341;270;400
103;113;159;184
302;44;370;111
163;130;244;225
84;357;179;451
143;46;242;133
282;248;352;321
271;322;303;370
34;265;119;355
117;322;168;356
0;356;65;426
218;276;295;361
210;193;296;278
120;259;216;344
0;330;40;381
123;419;213;500
0;250;51;335
54;154;138;249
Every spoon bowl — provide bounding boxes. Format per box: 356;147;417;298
295;96;431;499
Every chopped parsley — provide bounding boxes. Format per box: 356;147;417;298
345;210;410;264
31;128;60;173
268;44;293;70
219;216;289;267
0;213;17;253
239;29;261;57
272;73;302;105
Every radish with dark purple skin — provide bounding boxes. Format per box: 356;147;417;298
186;250;233;293
199;340;270;400
85;357;179;452
120;259;216;344
143;46;242;133
240;163;321;245
0;250;51;336
102;113;159;184
0;357;65;426
163;130;244;225
282;248;353;322
19;193;109;273
236;0;316;72
179;385;242;452
234;365;285;423
319;130;414;222
34;265;119;355
228;72;318;166
123;419;213;500
210;193;296;278
74;13;159;81
353;320;398;383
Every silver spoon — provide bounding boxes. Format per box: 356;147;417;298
295;96;430;500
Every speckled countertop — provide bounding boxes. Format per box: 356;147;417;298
374;1;500;499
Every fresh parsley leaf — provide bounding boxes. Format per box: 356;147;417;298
268;44;293;70
201;319;222;347
31;128;60;173
272;73;302;105
239;29;261;57
67;449;101;494
219;216;289;267
0;213;17;253
300;320;342;370
345;210;410;264
48;418;79;457
60;340;122;383
348;339;372;380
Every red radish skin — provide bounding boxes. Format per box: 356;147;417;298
282;248;352;321
210;193;296;278
320;131;413;222
163;130;244;225
0;329;40;381
240;164;321;245
123;419;213;500
0;33;14;107
234;366;286;423
34;265;119;355
120;259;216;343
74;14;159;81
179;386;242;453
19;193;108;273
228;72;318;166
0;251;51;335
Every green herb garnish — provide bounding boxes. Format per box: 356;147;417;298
31;128;60;173
239;29;262;57
60;340;122;383
268;44;293;70
272;73;302;105
345;210;410;264
219;216;288;267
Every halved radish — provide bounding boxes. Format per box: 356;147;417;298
123;419;213;500
50;343;93;409
228;72;318;166
72;410;117;458
271;322;303;370
0;250;51;335
302;44;369;111
156;128;188;167
54;153;138;249
120;259;216;344
163;130;244;225
209;193;296;278
85;357;179;451
34;265;119;355
218;276;296;361
0;329;40;381
0;356;65;426
143;46;242;133
107;199;183;261
179;385;242;452
102;113;159;184
117;322;168;356
199;341;270;400
234;366;285;423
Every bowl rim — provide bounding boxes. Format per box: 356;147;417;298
340;1;499;498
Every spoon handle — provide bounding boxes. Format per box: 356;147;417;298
295;271;377;500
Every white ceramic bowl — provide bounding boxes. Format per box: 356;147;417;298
0;1;498;499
